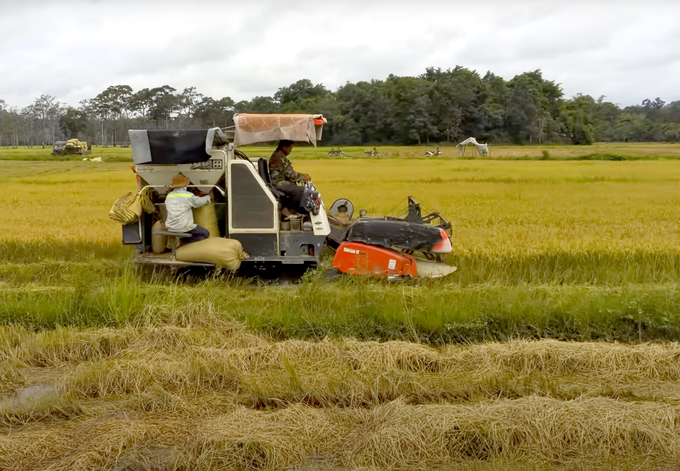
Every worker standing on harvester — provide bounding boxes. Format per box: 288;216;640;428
269;140;311;216
165;174;211;245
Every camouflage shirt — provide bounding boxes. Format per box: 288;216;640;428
269;149;303;186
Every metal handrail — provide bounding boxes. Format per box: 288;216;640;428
139;184;226;196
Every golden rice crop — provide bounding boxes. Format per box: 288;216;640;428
2;157;680;254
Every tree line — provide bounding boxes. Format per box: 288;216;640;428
1;67;679;147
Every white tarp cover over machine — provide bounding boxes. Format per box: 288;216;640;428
233;114;326;146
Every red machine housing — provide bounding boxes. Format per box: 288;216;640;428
331;242;418;278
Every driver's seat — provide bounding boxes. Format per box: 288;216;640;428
258;158;283;198
329;198;354;220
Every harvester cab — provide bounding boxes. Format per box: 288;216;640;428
122;113;331;275
51;141;67;155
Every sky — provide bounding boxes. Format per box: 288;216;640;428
0;0;679;109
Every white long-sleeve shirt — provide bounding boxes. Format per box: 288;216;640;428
164;187;211;232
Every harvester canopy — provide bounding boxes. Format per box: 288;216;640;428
233;113;326;147
129;128;228;165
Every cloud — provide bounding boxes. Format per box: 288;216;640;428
1;0;679;108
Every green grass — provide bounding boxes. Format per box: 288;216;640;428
2;242;680;285
2;142;680;161
0;146;132;162
1;258;679;344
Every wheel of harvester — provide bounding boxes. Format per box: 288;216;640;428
235;262;318;284
322;267;343;280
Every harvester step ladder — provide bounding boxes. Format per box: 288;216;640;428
154;231;192;261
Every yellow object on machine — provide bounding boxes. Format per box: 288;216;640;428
109;189;155;224
65;138;89;152
193;202;220;237
151;221;168;254
175;238;248;271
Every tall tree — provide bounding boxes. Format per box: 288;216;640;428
92;85;133;144
4;67;679;146
235;96;278;113
177;87;202;127
591;96;621;141
662;101;680;123
1;107;22;147
0;99;6;146
59;107;89;140
481;72;508;141
26;95;62;147
148;85;178;127
385;76;436;144
275;79;330;105
194;96;235;127
561;94;596;144
506;70;562;143
335;80;391;144
129;88;155;125
614;113;658;142
505;83;537;143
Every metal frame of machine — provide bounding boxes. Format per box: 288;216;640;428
122;115;331;273
120;114;457;280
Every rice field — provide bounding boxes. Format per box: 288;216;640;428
2;142;680;162
3;322;680;470
2;146;680;469
3;156;680;253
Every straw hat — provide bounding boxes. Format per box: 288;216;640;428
170;174;190;188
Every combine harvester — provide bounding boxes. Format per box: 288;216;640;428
52;138;91;156
120;113;456;279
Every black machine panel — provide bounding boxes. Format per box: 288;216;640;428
122;221;142;244
147;130;212;164
345;219;443;251
280;232;324;257
230;164;275;228
233;234;277;257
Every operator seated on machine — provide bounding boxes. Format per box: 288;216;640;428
269;140;311;217
165;174;212;246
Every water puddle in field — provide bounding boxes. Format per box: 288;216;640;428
4;383;61;408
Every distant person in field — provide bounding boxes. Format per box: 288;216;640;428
269;140;311;216
165;174;211;245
